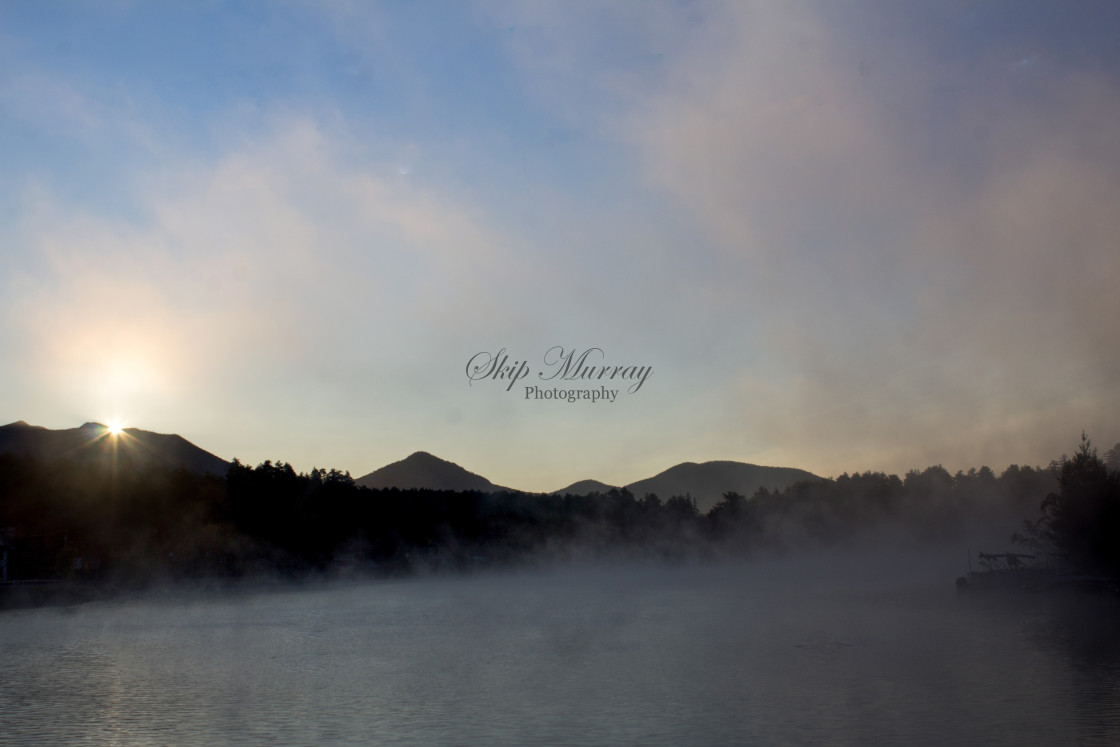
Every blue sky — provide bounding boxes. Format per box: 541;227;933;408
2;1;1118;491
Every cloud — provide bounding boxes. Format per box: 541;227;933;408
489;1;1120;474
3;1;1117;488
4;118;534;460
0;67;163;157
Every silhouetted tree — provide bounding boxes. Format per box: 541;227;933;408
1015;433;1120;576
1106;442;1120;473
664;494;698;521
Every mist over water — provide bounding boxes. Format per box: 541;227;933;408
2;552;1118;746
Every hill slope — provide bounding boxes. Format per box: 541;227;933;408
356;451;513;492
625;461;820;513
0;421;230;475
552;479;618;495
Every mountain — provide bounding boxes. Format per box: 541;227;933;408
362;453;820;512
0;424;820;510
624;460;820;513
552;479;618;496
356;451;514;492
0;421;229;476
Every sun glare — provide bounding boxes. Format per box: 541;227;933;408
107;419;125;436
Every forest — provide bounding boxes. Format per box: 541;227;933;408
1;437;1117;589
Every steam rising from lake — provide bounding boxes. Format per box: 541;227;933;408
2;552;1118;745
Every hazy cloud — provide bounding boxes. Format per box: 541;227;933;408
485;1;1120;475
1;2;1117;489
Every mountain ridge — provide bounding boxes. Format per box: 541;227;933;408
623;460;821;513
553;479;618;496
355;451;517;493
0;421;229;476
361;452;820;513
2;422;821;512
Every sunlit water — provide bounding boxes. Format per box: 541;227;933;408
2;553;1119;746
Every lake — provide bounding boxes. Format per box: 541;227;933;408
2;550;1118;746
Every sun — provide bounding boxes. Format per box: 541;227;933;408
107;419;125;436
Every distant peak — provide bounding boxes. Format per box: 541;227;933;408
80;422;107;429
4;420;31;428
356;450;501;492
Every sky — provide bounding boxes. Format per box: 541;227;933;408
1;1;1118;492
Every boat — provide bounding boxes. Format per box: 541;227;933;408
956;550;1119;595
956;551;1046;592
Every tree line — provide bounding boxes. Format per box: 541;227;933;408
0;437;1116;586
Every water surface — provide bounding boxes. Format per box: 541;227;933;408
2;554;1118;745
